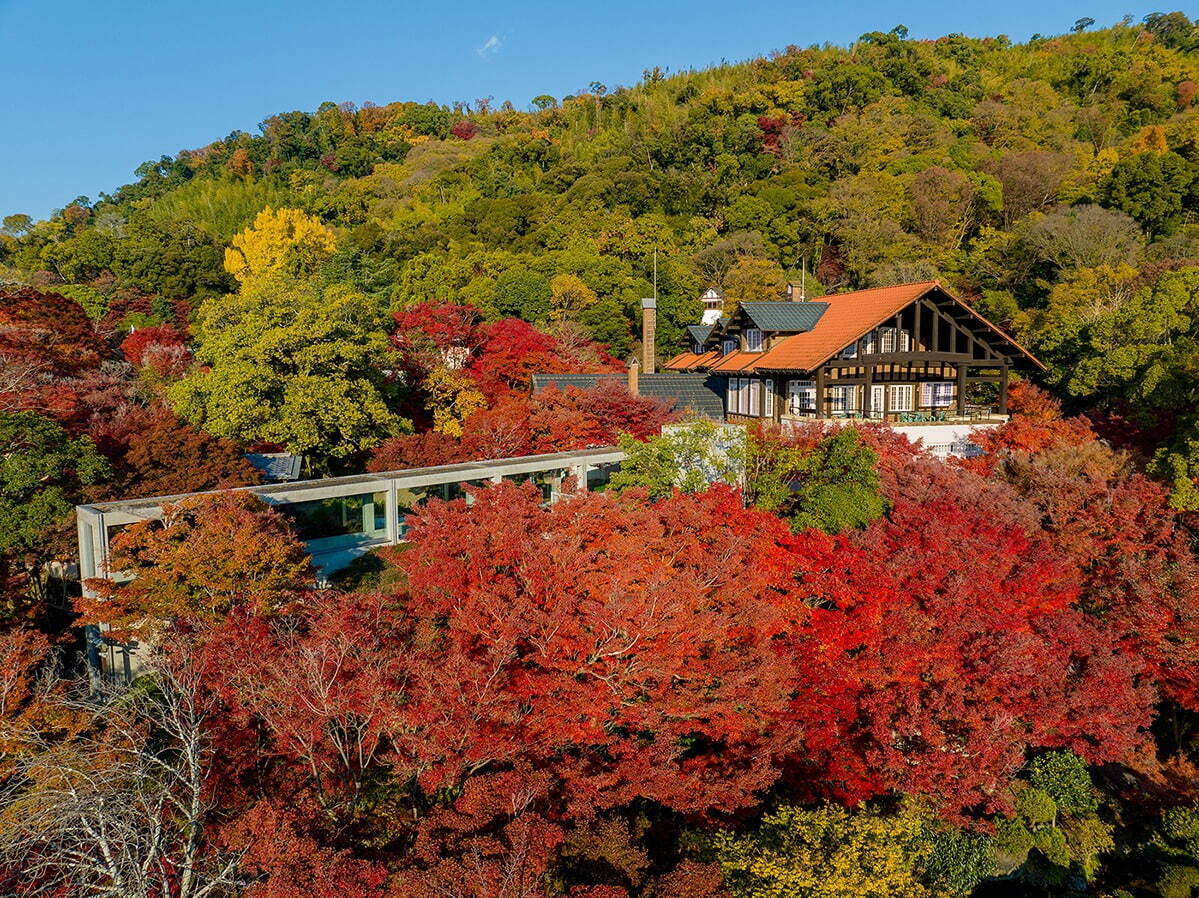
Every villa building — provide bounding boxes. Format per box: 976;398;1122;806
664;281;1043;426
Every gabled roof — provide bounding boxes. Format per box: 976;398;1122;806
531;373;724;419
753;282;938;371
686;324;714;345
740;301;828;332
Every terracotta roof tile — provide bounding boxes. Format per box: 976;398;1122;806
673;281;1043;375
753;282;938;372
709;350;763;372
664;349;719;371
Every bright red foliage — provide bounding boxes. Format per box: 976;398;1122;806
991;439;1199;711
396;482;810;817
119;323;186;367
963;382;1097;474
369;381;675;470
789;470;1154;819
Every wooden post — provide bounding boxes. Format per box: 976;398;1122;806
815;366;827;419
773;376;784;423
914;300;922;350
863;362;874;419
956;363;967;416
998;363;1009;415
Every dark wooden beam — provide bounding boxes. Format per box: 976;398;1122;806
815;365;828;418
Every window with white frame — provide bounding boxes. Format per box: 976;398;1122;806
920;381;955;407
841;341;858;359
749;379;762;416
830;385;859;413
764;380;775;418
863;330;877;354
888;384;914;412
787;380;815;414
726;377;737;412
722;338;736;355
877;327;913;353
693;340;704;354
745;328;764;352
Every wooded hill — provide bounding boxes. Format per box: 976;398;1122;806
3;13;1199;504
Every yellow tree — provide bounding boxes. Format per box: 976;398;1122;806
424;365;487;436
549;273;599;321
224;206;337;286
723;256;787;315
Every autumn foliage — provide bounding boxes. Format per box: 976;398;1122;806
78;492;312;638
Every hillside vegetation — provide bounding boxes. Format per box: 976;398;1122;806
4;15;1199;498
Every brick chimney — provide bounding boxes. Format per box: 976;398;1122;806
640;298;656;373
627;359;640;396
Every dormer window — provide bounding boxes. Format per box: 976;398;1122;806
722;339;736;355
841;341;858;359
745;328;764;352
693;340;704;354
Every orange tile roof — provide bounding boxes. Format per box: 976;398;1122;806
751;281;1044;372
664;351;700;371
753;282;938;372
709;350;762;372
663;350;718;371
670;281;1043;375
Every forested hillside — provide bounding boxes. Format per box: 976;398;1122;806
4;13;1199;502
5;13;1199;898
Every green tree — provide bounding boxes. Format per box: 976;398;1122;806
0;413;109;614
169;278;407;466
747;428;886;533
609;419;746;498
494;268;551;321
1103;152;1198;237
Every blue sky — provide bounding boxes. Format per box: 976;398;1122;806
0;1;1159;221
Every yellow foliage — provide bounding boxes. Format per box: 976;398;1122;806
712;802;933;898
424;365;487;436
1128;124;1169;156
224;206;336;285
723;257;787;314
1045;264;1140;322
549;273;599;321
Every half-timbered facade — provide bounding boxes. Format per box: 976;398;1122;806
664;281;1043;425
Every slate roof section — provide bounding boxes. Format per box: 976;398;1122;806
531;373;725;419
686;324;714;344
245;452;304;482
740;301;829;332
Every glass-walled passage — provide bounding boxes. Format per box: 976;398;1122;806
279;491;389;551
78;448;627;579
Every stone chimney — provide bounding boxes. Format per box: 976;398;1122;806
642;299;661;374
640;298;657;373
627;359;640;396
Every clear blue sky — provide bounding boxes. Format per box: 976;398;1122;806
0;0;1158;221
